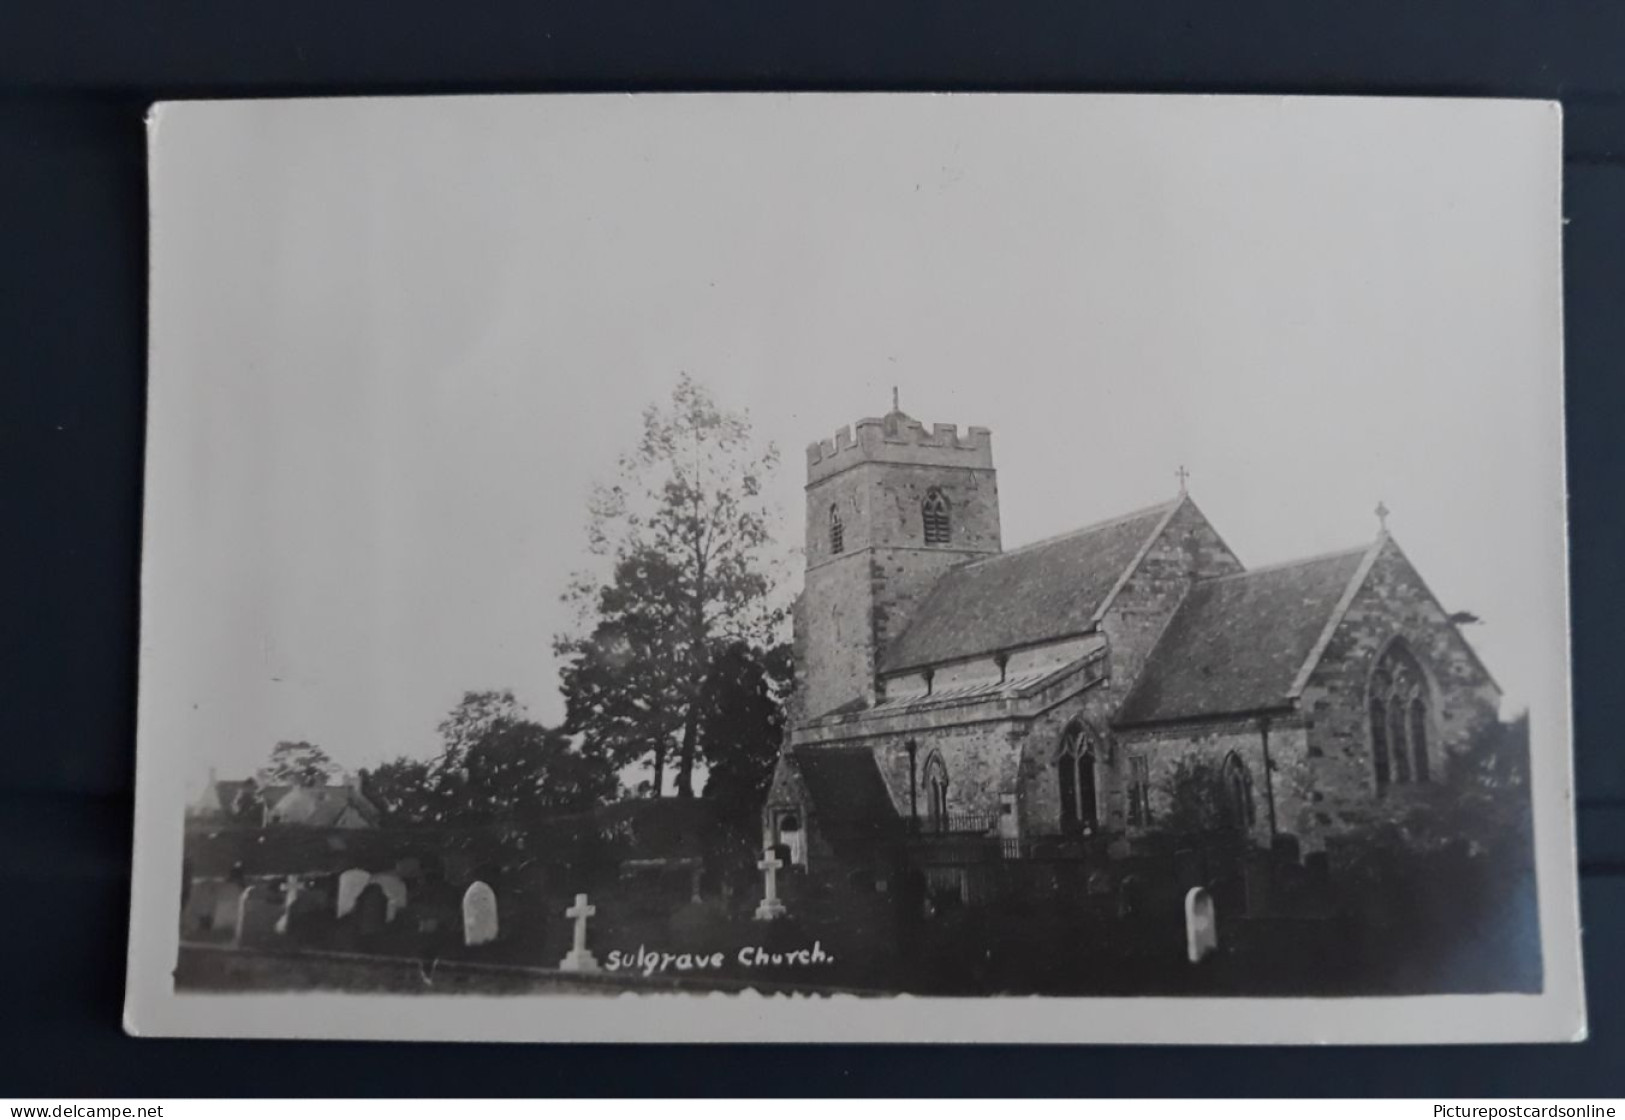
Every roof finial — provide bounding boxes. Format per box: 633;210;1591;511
1175;464;1190;494
892;385;900;413
1375;500;1390;534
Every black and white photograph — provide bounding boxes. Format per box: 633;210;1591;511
125;93;1583;1043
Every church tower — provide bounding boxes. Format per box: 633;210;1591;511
794;399;1001;721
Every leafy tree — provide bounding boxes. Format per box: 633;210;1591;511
359;757;437;826
448;720;618;823
555;374;786;797
434;689;526;772
1159;756;1234;838
698;640;792;844
258;740;338;788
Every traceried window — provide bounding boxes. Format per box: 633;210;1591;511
1056;722;1100;833
829;504;844;554
923;488;951;544
1368;640;1432;793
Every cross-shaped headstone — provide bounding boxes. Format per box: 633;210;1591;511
559;892;600;972
1175;464;1191;493
1375;500;1390;533
754;848;787;921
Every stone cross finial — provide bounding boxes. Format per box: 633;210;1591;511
1375;500;1390;533
892;385;900;412
754;848;787;921
1175;465;1191;493
559;892;600;973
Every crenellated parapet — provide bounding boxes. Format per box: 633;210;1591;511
806;415;994;483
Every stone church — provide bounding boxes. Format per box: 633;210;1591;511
764;402;1501;870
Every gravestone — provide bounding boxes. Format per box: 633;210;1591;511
336;869;371;918
754;848;787;921
234;885;281;947
1107;838;1132;861
1117;873;1145;919
278;877;331;938
1243;856;1273;917
1272;834;1302;866
559;893;599;972
462;881;499;947
1185;886;1218;963
371;872;409;923
353;882;389;939
1174;848;1204;891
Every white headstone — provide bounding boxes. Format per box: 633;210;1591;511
559;892;599;972
336;869;371;918
371;872;409;922
754;847;787;921
1185;885;1218;963
234;885;280;947
462;881;499;947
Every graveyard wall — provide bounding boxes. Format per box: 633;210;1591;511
1296;536;1501;843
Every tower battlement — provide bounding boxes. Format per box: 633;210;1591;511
806;416;994;484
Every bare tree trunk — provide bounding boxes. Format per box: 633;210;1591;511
652;742;666;798
676;703;699;799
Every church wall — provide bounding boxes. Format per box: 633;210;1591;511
1099;500;1243;693
1297;537;1502;839
795;556;878;720
881;634;1100;699
1114;718;1306;849
1016;686;1125;836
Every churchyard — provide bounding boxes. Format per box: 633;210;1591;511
177;797;1541;997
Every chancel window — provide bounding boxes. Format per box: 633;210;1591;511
829;504;844;554
1057;722;1100;833
1368;641;1432;793
923;488;950;544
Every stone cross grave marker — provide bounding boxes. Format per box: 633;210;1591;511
754;847;787;921
336;869;371;918
463;881;499;947
1185;885;1218;963
370;872;409;923
559;893;599;973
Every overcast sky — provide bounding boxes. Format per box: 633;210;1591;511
143;94;1567;792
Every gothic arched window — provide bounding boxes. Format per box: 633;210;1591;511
923;488;950;544
1220;751;1255;830
1368;641;1432;794
1056;722;1100;833
922;752;950;831
829;504;844;554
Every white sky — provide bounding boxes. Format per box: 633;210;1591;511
143;94;1567;792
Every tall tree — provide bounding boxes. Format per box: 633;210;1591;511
556;374;785;797
359;757;437;825
258;740;337;788
698;640;793;843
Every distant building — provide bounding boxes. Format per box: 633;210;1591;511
188;772;380;829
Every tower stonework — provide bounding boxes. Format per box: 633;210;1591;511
794;409;1001;721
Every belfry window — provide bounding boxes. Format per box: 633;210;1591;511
829;504;844;554
1368;641;1432;793
923;488;950;544
1057;722;1100;833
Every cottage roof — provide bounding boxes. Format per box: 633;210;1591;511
1115;545;1372;727
268;785;381;828
791;746;899;839
881;500;1179;673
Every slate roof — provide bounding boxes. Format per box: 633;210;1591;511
881;500;1178;673
1114;545;1370;727
792;746;899;839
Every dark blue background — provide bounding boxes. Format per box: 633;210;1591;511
2;0;1622;1095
